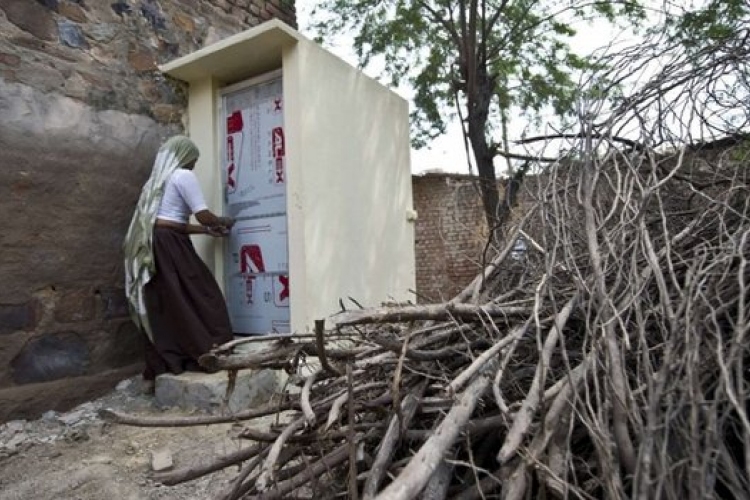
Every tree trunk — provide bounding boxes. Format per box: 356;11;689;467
466;61;501;244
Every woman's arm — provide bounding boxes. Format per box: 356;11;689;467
174;171;235;231
194;209;234;229
183;223;213;235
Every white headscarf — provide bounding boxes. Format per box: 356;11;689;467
123;135;200;341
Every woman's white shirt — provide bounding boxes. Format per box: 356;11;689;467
156;169;208;224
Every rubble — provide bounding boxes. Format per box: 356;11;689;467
0;379;145;458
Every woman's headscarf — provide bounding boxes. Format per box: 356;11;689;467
123;135;200;342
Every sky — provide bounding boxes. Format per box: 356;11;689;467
293;1;642;175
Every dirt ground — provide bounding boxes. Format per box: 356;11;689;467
0;376;275;500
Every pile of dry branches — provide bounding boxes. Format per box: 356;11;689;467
103;134;750;499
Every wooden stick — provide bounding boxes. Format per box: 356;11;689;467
347;362;359;500
497;296;577;464
451;208;536;305
373;362;496;500
214;331;355;354
352;324;473;372
403;414;506;441
256;417;306;490
315;319;341;375
249;441;353;500
502;358;589;500
99;401;298;427
362;381;427;499
324;391;348;431
300;370;319;427
452;467;503;500
240;423;386;444
420;453;455;500
446;319;531;395
199;343;301;371
218;452;265;500
334;303;528;326
154;443;265;486
369;336;486;361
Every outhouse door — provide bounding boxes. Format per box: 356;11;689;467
220;71;290;335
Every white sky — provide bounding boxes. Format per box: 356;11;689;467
294;1;642;175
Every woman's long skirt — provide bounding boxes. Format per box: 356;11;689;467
142;227;234;380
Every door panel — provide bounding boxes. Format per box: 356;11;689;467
221;75;289;335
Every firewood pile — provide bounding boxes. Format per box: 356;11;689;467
104;138;750;499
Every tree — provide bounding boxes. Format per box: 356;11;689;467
308;0;645;243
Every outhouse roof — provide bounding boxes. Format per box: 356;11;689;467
159;19;301;84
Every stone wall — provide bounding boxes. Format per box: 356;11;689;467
412;173;493;302
0;0;296;422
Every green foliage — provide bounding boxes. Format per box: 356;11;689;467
664;0;750;48
309;0;646;151
308;0;646;235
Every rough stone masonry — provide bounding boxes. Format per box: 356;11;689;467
0;0;296;422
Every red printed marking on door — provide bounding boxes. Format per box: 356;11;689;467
240;245;265;305
240;245;265;273
227;111;243;133
227;135;236;190
278;275;289;302
273;127;285;184
272;127;284;158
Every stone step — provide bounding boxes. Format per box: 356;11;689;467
153;339;293;413
154;368;281;413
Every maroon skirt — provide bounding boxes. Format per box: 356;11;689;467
142;227;233;380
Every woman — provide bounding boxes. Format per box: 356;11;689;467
124;135;235;392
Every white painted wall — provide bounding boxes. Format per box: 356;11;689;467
284;38;415;331
184;77;222;273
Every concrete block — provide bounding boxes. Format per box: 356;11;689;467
154;369;281;413
150;448;173;472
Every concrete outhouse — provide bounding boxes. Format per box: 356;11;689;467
160;19;416;335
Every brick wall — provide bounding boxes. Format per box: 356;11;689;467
0;0;296;422
412;173;495;302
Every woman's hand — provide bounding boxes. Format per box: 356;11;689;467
206;225;230;237
218;216;236;229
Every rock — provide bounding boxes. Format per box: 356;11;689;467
0;302;36;334
0;52;21;67
57;19;88;49
172;12;195;34
125;441;138;455
57;408;88;426
0;0;57;41
150;448;173;472
63;427;89;442
41;410;58;422
87;23;119;43
88;454;114;465
3;420;26;434
154;368;281;413
128;46;156;72
10;332;90;384
5;433;28;449
54;288;95;323
116;378;133;391
58;1;87;23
